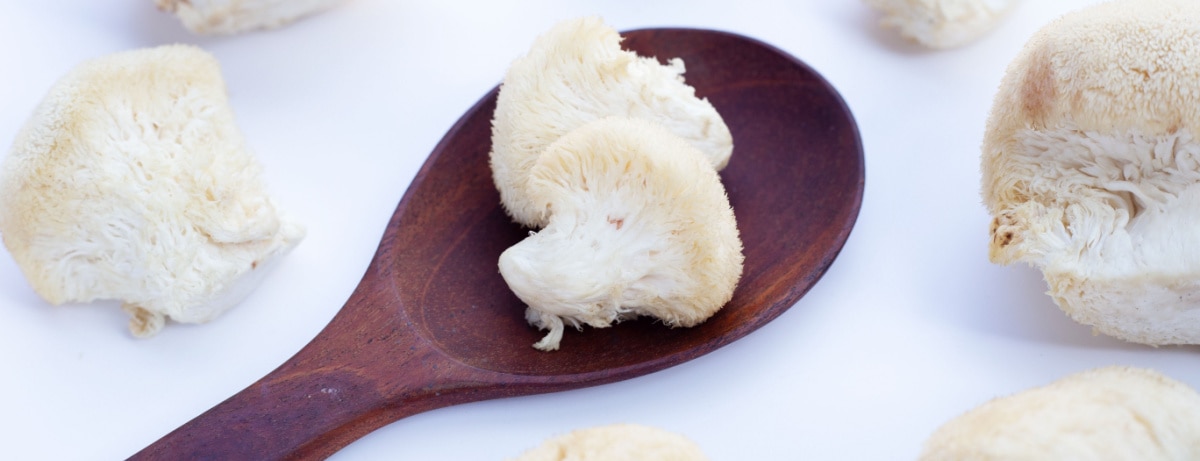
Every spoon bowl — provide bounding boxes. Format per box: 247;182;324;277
132;28;864;460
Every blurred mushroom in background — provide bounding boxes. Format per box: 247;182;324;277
920;367;1200;461
863;0;1020;49
155;0;345;35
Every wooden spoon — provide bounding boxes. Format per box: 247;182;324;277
130;28;864;460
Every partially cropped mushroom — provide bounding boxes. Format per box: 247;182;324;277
863;0;1020;49
0;44;304;337
984;0;1200;345
498;117;743;351
490;16;733;228
511;424;710;461
919;367;1200;460
155;0;343;35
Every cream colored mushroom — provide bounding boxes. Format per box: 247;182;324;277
863;0;1020;49
511;424;710;461
984;0;1200;345
155;0;343;35
920;367;1200;460
490;16;733;228
0;44;304;337
498;117;743;351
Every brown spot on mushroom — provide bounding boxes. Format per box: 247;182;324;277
125;304;164;338
991;212;1020;248
1020;44;1057;128
991;213;1017;234
998;231;1015;247
129;306;153;330
251;260;258;269
1130;67;1151;82
607;216;624;230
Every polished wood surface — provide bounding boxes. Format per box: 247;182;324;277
130;27;864;460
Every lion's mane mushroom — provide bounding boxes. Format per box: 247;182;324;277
919;367;1200;461
490;16;733;228
863;0;1020;49
984;0;1200;345
155;0;343;35
0;44;304;337
498;117;743;351
511;424;710;461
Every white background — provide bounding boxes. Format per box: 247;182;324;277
2;0;1197;459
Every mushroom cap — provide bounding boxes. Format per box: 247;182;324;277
155;0;343;35
863;0;1019;49
489;16;733;228
983;0;1200;345
510;424;709;461
498;117;743;351
919;367;1200;461
0;44;304;337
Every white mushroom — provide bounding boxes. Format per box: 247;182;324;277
919;367;1200;460
984;0;1200;345
490;16;733;228
863;0;1020;49
498;117;743;351
511;424;710;461
0;44;304;337
154;0;343;35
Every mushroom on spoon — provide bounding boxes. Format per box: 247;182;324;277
130;28;864;460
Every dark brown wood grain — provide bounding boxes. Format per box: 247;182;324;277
129;28;865;460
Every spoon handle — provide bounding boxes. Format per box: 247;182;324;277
129;273;485;460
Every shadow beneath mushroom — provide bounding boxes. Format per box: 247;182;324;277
948;264;1173;351
838;4;933;56
123;2;218;47
0;256;45;309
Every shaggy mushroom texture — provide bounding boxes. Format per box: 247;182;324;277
498;117;742;351
0;45;304;337
490;16;733;228
864;0;1019;49
511;424;709;461
155;0;343;35
920;367;1200;461
983;0;1200;345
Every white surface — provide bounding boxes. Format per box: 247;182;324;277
1;1;1197;460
